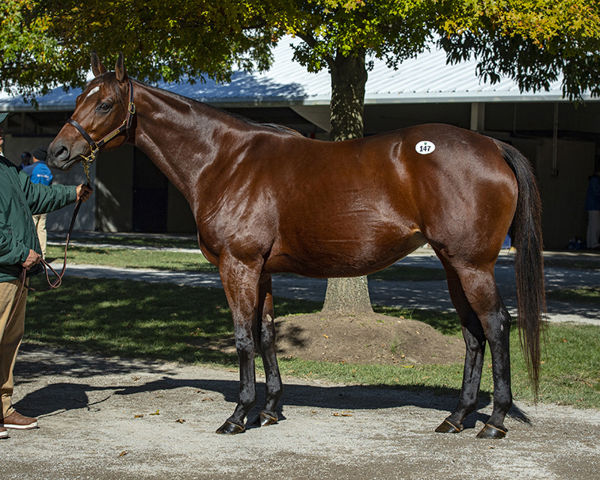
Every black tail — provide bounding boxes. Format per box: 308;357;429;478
495;139;545;397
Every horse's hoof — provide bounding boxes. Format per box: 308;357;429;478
476;423;507;439
259;411;278;427
435;418;464;434
216;420;245;435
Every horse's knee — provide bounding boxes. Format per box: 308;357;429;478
235;331;255;357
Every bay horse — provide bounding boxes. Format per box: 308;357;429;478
48;54;545;439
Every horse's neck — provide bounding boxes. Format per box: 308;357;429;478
131;82;237;202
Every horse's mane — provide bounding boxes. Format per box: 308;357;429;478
139;79;303;137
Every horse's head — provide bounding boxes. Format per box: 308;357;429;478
48;53;134;170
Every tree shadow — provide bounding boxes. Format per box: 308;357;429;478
15;343;531;433
14;353;521;434
15;377;500;431
15;343;173;382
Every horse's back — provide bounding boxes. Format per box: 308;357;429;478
261;124;517;276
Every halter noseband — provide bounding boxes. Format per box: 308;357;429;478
67;78;136;182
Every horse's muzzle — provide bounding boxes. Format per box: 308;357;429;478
48;142;73;169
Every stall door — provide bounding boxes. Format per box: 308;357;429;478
132;149;168;232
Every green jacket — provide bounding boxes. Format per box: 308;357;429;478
0;155;77;282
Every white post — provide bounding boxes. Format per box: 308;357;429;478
470;102;485;132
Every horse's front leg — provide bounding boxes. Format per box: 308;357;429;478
257;273;282;426
216;253;263;435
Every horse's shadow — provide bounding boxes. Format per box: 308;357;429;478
14;345;530;431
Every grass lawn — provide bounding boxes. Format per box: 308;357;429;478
25;276;600;409
547;286;600;305
46;245;218;272
543;257;600;271
51;234;199;249
46;245;446;281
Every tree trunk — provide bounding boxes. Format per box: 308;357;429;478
329;49;368;142
321;49;373;315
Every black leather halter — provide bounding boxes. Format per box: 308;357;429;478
67;78;136;181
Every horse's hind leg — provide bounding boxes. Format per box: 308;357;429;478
257;273;283;426
435;259;486;434
453;264;513;439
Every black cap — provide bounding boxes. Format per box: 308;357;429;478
32;147;47;162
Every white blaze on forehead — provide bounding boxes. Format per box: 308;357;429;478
85;86;101;99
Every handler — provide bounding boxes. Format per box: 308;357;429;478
0;112;92;439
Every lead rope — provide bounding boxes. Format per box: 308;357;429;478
14;179;89;309
7;193;84;324
19;80;134;300
40;198;82;288
6;165;91;328
40;179;90;289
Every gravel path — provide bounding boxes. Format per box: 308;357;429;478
3;345;599;480
5;242;595;478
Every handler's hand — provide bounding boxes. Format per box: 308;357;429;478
76;184;93;202
22;249;42;270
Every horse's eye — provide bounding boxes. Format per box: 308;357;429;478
96;102;112;113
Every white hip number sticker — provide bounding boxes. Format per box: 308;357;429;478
415;141;435;155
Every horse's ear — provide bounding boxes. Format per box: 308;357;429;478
115;53;128;83
90;52;106;77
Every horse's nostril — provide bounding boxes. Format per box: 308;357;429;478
54;145;69;162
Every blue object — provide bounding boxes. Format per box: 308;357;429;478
30;162;53;185
585;175;600;211
21;164;35;176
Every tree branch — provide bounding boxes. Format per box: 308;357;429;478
296;31;334;67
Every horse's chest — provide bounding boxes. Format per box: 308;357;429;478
197;206;277;258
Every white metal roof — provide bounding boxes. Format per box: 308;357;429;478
0;36;585;112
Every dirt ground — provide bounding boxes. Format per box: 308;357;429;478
275;312;464;365
2;344;599;480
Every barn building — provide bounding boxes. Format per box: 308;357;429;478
1;38;599;249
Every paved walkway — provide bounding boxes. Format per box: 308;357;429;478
48;238;600;326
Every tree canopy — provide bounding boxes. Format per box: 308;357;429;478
437;0;600;100
1;0;277;99
0;0;63;96
276;0;434;71
2;1;600;102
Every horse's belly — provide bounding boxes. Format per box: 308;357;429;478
264;229;426;277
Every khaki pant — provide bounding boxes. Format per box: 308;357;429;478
33;213;47;258
0;279;28;417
